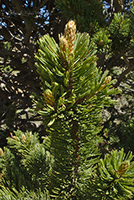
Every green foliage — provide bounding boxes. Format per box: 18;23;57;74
0;130;51;192
1;130;134;199
34;25;116;128
1;0;134;199
93;29;111;52
81;148;134;200
0;187;50;200
0;19;134;200
33;20;119;198
95;149;134;200
109;13;131;52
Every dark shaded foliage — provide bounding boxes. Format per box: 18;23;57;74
0;0;67;145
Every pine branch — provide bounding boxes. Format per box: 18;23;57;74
114;54;134;87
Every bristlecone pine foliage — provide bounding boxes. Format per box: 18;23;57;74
33;20;134;199
91;148;134;200
0;20;134;199
34;20;115;198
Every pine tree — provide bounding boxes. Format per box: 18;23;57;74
0;20;134;200
54;0;134;154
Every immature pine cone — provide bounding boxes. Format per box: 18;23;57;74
44;89;55;106
118;160;130;176
64;20;76;55
98;76;111;91
59;35;69;60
